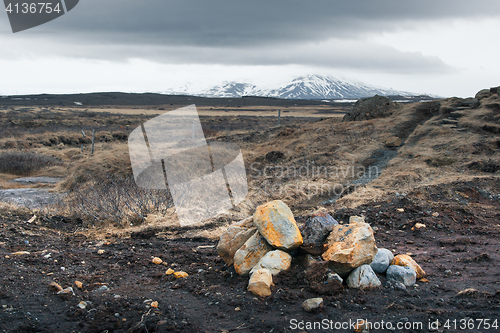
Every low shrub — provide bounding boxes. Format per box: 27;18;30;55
68;174;174;226
0;152;63;175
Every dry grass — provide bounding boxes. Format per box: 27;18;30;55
0;152;63;176
1;94;499;234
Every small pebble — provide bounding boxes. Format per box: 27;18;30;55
11;251;30;255
152;257;162;265
49;282;63;292
57;287;75;296
173;271;189;279
302;298;323;312
95;285;110;292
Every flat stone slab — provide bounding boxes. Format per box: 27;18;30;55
0;188;64;209
10;177;64;184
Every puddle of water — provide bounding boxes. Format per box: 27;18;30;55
10;177;64;184
0;188;63;209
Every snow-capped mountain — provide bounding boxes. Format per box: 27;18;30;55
267;75;409;99
202;82;261;98
167;74;412;100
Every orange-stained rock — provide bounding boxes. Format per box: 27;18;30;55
234;230;273;276
391;254;426;279
152;257;163;265
253;200;303;250
217;216;256;266
247;268;273;297
173;271;189;279
49;282;63;292
322;222;377;276
354;320;368;333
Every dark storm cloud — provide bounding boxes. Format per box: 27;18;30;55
3;0;500;72
49;0;500;46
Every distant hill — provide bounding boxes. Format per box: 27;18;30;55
0;92;332;108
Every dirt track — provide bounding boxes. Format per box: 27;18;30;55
1;178;499;333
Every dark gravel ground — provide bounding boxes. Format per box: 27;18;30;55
0;178;499;333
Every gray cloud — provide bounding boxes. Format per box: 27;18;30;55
2;0;499;73
46;0;500;46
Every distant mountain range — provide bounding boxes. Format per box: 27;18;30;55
165;74;414;100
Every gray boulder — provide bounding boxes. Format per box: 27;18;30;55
300;212;339;255
343;95;398;122
346;264;381;289
386;265;416;287
370;248;394;274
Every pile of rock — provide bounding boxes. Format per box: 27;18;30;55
217;200;425;297
217;200;302;297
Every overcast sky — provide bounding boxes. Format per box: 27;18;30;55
1;0;499;97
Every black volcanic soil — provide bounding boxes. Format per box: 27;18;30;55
1;178;500;333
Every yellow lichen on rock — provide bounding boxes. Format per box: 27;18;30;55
253;200;303;250
234;231;273;276
322;222;377;276
391;254;426;279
